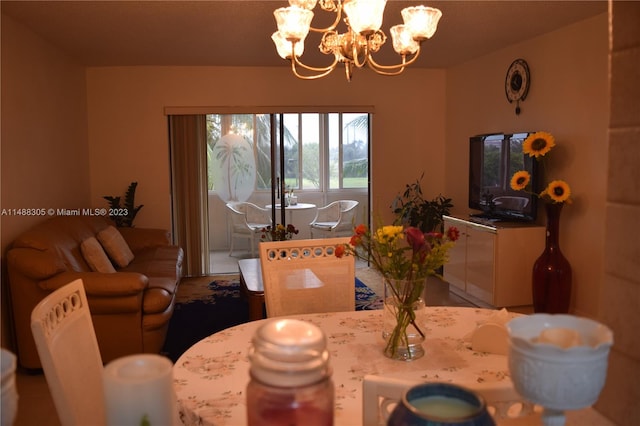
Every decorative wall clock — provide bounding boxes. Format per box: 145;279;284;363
505;59;530;115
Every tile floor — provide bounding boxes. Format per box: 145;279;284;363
12;249;478;426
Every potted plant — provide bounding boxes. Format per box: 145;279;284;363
391;173;453;233
103;181;144;227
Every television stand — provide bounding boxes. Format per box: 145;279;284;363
443;215;545;308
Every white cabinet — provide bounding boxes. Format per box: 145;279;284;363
443;215;545;308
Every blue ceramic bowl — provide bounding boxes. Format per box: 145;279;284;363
388;382;495;426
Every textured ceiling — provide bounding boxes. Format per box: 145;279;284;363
1;1;607;68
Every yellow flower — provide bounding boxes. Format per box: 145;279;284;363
374;225;404;244
510;171;531;191
541;180;572;203
523;131;555;159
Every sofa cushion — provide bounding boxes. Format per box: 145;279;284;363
120;246;183;282
80;237;116;273
7;248;67;280
97;226;134;268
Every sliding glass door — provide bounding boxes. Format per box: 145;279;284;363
204;112;370;273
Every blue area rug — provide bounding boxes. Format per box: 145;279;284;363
161;275;381;362
355;277;384;310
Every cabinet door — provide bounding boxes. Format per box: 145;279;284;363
443;219;466;290
464;225;496;304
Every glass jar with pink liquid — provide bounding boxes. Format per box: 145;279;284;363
247;318;334;426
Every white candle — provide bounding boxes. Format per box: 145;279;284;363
103;354;176;426
410;395;479;418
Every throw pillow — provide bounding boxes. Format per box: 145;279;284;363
97;226;135;268
81;237;116;273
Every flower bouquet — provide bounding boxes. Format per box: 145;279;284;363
509;131;572;204
260;224;299;241
337;223;459;360
510;131;573;313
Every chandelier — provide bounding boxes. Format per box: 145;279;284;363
271;0;442;81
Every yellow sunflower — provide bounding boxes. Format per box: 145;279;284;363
523;131;555;159
510;171;531;191
541;180;572;203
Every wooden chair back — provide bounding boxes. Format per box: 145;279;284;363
259;237;355;317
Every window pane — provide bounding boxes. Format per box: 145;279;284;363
206;112;369;194
282;114;300;190
255;114;272;190
301;113;320;189
342;113;369;189
328;114;340;189
206;115;222;190
207;114;257;201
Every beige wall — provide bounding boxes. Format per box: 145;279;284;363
1;15;90;348
596;2;640;424
2;7;638;423
1;15;91;250
85;67;447;232
445;14;610;319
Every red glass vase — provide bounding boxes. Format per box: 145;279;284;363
532;202;572;313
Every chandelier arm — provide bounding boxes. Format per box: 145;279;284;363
292;53;340;73
351;35;368;69
366;47;422;72
289;57;339;80
308;1;343;34
367;62;406;76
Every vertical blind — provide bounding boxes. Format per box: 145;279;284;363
168;115;210;276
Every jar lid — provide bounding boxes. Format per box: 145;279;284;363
249;319;331;387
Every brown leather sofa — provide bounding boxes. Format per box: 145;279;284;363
7;215;183;369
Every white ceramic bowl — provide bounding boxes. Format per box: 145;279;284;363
506;314;613;411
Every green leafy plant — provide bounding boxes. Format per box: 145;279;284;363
391;173;453;233
103;181;144;227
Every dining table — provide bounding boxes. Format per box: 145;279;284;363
172;307;613;426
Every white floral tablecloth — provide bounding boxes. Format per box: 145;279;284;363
173;307;523;425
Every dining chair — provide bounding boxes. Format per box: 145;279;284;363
30;279;107;426
226;201;273;257
259;237;355;317
309;200;359;238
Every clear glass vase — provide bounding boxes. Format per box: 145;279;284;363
382;278;427;361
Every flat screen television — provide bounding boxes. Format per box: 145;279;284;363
468;132;540;222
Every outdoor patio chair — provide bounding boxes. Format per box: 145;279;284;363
309;200;359;238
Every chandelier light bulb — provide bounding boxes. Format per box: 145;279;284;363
401;5;442;40
390;25;419;55
274;6;314;42
343;0;387;34
272;31;305;59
